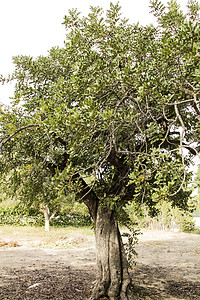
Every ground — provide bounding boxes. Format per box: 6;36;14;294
0;226;200;299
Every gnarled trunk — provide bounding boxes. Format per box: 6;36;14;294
77;173;131;299
90;207;131;300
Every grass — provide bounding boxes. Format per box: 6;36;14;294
0;225;95;248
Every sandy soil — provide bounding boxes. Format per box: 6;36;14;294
132;230;200;299
0;229;200;299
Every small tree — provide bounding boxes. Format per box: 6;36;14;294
0;1;200;299
39;204;55;231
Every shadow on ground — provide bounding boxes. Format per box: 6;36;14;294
0;265;95;300
0;264;200;299
131;264;200;300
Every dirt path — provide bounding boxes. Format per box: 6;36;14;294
132;230;200;299
0;230;200;299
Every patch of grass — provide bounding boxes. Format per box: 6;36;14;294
0;225;94;247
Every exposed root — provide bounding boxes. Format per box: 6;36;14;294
89;281;108;299
89;277;131;300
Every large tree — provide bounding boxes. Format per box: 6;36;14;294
0;1;200;299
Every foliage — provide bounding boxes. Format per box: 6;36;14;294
179;217;195;232
0;1;200;229
52;211;92;227
0;185;91;227
0;205;92;227
122;228;140;268
125;199;197;233
0;207;44;226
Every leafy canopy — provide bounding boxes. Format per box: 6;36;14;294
0;0;200;216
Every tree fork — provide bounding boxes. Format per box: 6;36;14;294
75;159;131;299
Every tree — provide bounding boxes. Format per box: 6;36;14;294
0;161;65;230
0;1;200;298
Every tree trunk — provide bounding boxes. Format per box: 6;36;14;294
90;207;131;300
40;205;51;232
43;205;50;232
44;216;50;232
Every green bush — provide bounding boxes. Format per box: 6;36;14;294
179;218;195;233
51;212;92;227
0;208;44;226
0;206;92;227
125;201;197;233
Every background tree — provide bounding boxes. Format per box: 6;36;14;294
0;1;200;299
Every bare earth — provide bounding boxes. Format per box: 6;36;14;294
0;229;200;299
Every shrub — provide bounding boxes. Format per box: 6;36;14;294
179;218;195;233
0;206;92;227
125;201;197;233
51;212;92;227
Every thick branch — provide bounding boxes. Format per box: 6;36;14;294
167;139;197;155
0;124;40;149
107;149;129;177
73;174;99;222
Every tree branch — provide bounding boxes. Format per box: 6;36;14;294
0;124;40;149
167;139;197;155
72;173;99;222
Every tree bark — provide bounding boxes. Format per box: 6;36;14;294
90;206;131;300
40;205;55;232
76;174;131;299
44;216;50;232
43;205;50;232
